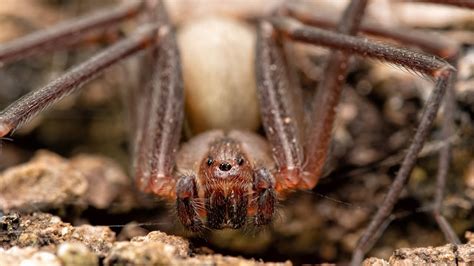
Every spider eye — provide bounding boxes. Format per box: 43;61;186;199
207;157;214;166
237;157;244;166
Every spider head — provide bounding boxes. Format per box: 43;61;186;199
198;138;254;229
176;137;276;231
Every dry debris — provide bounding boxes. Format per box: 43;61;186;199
0;247;62;266
0;212;115;256
0;212;290;266
105;231;291;266
364;243;474;265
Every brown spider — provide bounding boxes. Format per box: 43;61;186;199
0;0;472;264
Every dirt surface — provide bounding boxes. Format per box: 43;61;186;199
1;212;473;265
364;241;474;265
0;0;473;265
0;151;145;213
0;212;290;266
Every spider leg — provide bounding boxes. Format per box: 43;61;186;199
0;1;144;64
253;167;276;226
433;71;459;243
270;16;457;264
422;1;470;247
130;0;173;123
300;0;368;188
295;0;469;261
271;18;454;82
132;4;183;200
255;0;368;193
394;0;471;248
0;24;159;138
288;0;464;247
176;175;205;232
255;21;305;193
128;0;168;134
283;1;459;58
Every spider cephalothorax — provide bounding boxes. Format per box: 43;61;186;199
176;131;276;231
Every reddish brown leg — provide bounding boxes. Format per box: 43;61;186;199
302;0;368;188
272;17;452;74
0;24;159;138
176;175;205;232
132;5;184;200
129;0;171;133
255;21;305;193
255;0;368;193
129;0;164;154
289;0;464;248
351;74;455;265
283;2;458;58
401;0;471;247
0;1;143;64
433;71;460;244
253;167;276;226
270;16;456;264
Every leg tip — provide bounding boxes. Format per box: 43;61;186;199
276;167;301;192
150;175;177;200
0;122;11;137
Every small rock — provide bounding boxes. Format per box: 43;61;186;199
390;244;456;264
457;243;474;263
70;154;135;212
0;212;20;245
364;243;474;265
0;151;87;212
57;242;98;266
0;151;149;214
131;231;189;257
71;225;115;257
186;254;292;266
0;247;61;266
105;230;290;266
116;222;149;241
363;258;389;266
466;231;474;244
104;241;178;265
0;212;115;256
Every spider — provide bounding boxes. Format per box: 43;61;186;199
0;0;472;264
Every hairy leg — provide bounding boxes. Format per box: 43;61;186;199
0;24;159;138
433;70;460;244
0;1;143;64
254;0;367;192
132;3;184;200
255;21;305;193
302;0;368;188
283;1;458;58
269;15;456;264
176;175;205;232
287;0;466;253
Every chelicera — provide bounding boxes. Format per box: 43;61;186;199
0;0;472;264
